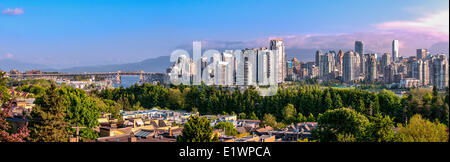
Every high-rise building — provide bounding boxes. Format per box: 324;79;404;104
412;59;423;85
355;41;364;74
315;49;322;68
222;52;234;86
422;60;429;86
343;51;354;82
416;49;428;60
270;39;286;83
243;56;253;86
216;62;228;85
427;56;435;86
353;51;361;79
286;60;295;81
320;52;335;77
292;57;301;76
432;54;449;89
243;49;258;85
384;64;396;84
235;50;244;85
405;57;413;78
392;40;399;62
336;49;344;77
381;53;391;74
367;54;377;82
257;49;275;85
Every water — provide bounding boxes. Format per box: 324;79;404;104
113;76;141;88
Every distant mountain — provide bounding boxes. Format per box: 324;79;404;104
285;48;355;62
0;59;50;72
58;56;172;73
428;42;449;56
6;44;442;74
285;48;317;62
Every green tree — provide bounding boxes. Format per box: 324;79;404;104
313;108;370;142
28;84;68;142
248;112;259;120
296;113;307;123
0;72;10;104
177;115;218;142
214;121;237;136
366;114;395;142
261;114;277;128
59;87;100;140
282;104;297;123
395;114;448;142
322;90;333;112
306;113;315;122
333;93;343;109
238;112;247;119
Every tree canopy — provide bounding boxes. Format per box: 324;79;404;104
177;115;218;142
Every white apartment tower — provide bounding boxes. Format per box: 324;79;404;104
270;39;286;83
392;40;399;62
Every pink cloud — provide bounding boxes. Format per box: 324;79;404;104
277;31;448;56
2;8;24;15
200;30;448;58
0;53;14;59
374;10;449;38
186;10;450;58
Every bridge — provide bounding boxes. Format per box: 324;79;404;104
8;71;168;84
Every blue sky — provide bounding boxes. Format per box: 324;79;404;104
0;0;448;68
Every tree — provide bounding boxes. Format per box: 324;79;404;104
238;112;247;119
333;94;343;109
395;114;448;142
177;115;218;142
313;108;370;142
296;113;307;123
366;114;395;142
261;114;277;128
0;97;30;142
248;112;259;120
214;121;237;136
306;113;315;122
282;104;297;123
191;107;198;114
354;99;365;114
0;72;10;104
28;84;68;142
431;93;444;123
321;90;333;112
59;87;100;140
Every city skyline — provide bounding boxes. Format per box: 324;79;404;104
0;0;448;69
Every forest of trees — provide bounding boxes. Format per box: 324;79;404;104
94;83;449;127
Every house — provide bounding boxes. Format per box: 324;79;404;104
254;126;273;136
236;119;260;128
259;135;276;142
235;135;260;142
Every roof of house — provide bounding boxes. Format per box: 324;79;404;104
255;126;273;133
236;127;247;134
134;129;155;138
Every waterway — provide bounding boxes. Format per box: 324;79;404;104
113;76;141;88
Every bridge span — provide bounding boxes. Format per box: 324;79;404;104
8;71;167;83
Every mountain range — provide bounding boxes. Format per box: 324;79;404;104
1;42;448;73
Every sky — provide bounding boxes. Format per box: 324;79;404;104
0;0;448;69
